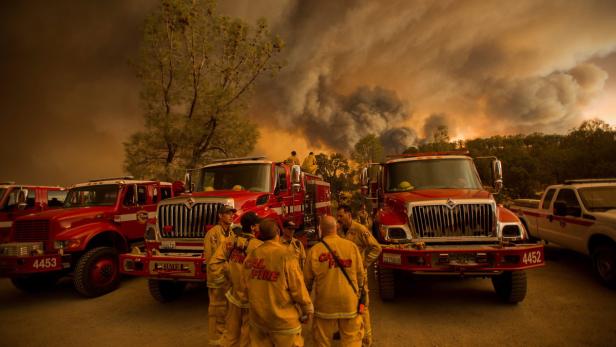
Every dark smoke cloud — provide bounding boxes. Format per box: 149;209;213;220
298;77;414;153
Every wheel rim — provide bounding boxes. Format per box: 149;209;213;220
90;256;118;287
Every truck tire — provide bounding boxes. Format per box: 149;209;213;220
10;273;60;293
492;271;527;303
74;247;120;298
148;279;187;303
378;267;396;301
592;245;616;289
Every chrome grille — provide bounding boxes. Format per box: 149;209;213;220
158;203;223;238
14;220;50;242
410;203;496;238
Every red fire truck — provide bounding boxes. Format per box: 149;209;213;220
120;157;331;302
360;151;544;303
0;177;173;297
0;183;66;243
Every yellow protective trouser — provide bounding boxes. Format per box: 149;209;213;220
361;279;372;347
248;325;304;347
222;304;250;347
208;287;229;345
313;316;363;347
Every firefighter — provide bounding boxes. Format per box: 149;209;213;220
336;204;382;347
208;212;263;347
356;204;371;230
301;151;317;174
286;150;301;166
281;220;306;268
304;215;365;347
238;218;313;347
203;205;236;346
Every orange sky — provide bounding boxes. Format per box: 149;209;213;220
1;0;616;185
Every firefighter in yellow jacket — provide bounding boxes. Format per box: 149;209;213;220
336;204;382;347
208;212;263;347
286;150;301;166
203;205;235;345
301;151;317;174
304;215;366;347
238;219;313;347
281;220;306;268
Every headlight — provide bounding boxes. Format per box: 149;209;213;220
144;224;157;241
54;239;81;250
382;225;411;241
59;221;72;229
500;223;526;240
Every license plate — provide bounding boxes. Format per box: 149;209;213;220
149;261;195;277
160;241;176;249
382;253;402;264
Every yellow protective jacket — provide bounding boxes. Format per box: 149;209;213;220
340;221;382;268
304;234;365;319
286;155;301;166
203;224;231;285
239;240;313;334
208;232;263;307
301;155;317;174
281;237;306;269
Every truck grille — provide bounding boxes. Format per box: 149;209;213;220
410;203;496;238
14;220;50;242
158;203;223;238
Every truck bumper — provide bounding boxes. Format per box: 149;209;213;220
120;253;207;282
378;243;544;273
0;253;70;277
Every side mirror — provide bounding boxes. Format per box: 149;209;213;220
291;165;301;191
17;189;28;210
184;171;193;193
273;171;280;195
492;159;503;193
360;167;369;188
553;201;567;216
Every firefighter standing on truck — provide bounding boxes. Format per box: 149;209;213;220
301;151;317;174
336;204;382;347
208;212;263;347
281;220;306;268
238;219;313;347
286;150;301;166
203;205;235;346
304;215;366;347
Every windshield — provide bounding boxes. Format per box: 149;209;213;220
197;164;271;192
578;186;616;211
387;158;482;191
64;184;119;208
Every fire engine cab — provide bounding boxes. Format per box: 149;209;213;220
121;157;331;302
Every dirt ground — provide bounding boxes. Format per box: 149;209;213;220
1;244;615;347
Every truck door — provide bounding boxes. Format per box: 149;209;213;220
0;187;39;237
117;184;151;241
536;188;556;239
547;188;587;252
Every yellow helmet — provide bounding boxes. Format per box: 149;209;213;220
232;185;243;191
204;186;214;192
398;181;413;190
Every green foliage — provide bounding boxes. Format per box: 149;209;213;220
351;134;385;165
315;153;354;200
466;119;616;198
124;0;284;180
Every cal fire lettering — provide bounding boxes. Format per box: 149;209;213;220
245;257;280;282
229;249;246;264
318;251;352;269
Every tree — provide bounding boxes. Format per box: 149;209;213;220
124;0;284;180
315;153;353;199
351;134;385;165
